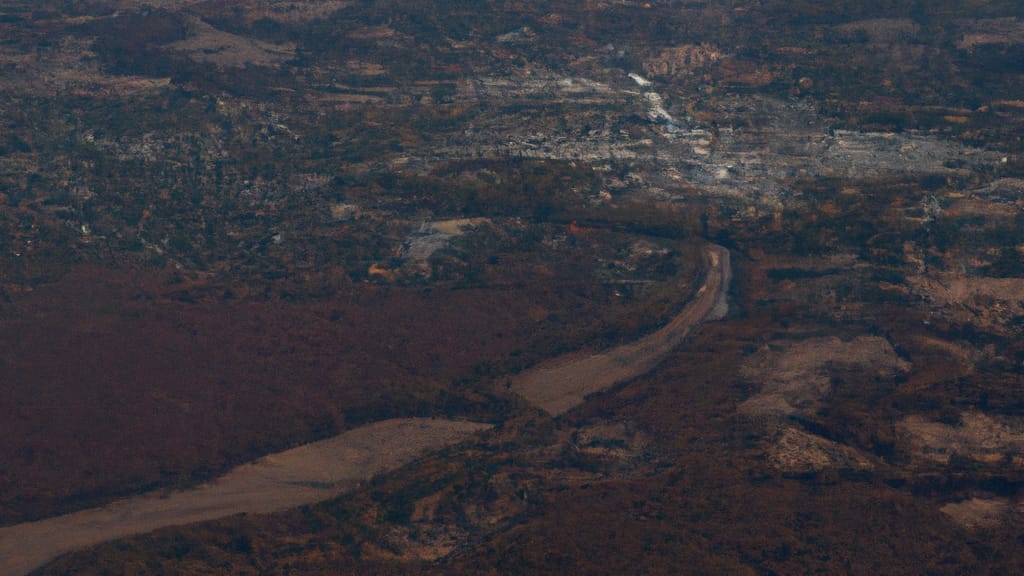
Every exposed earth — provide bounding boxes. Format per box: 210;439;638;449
0;243;728;576
0;419;491;576
512;244;730;415
2;0;1024;574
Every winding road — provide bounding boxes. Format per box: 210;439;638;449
0;244;730;576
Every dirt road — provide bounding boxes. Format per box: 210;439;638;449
0;419;491;576
511;244;730;415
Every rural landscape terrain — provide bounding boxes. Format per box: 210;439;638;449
1;0;1024;573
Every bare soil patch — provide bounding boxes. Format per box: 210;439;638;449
909;274;1024;334
898;411;1024;468
739;335;909;418
0;265;555;525
767;426;874;475
510;245;730;415
166;17;295;67
940;497;1011;529
0;419;490;576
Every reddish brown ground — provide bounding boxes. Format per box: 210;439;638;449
0;261;619;525
38;314;1024;576
0;419;491;576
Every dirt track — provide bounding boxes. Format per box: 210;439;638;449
511;244;731;415
0;245;730;576
0;419;490;576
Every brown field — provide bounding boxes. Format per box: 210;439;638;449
0;419;490;576
0;262;625;525
0;245;721;576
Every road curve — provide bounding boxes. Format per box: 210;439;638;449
0;419;491;576
511;244;731;415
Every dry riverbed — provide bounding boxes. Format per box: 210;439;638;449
1;245;731;576
511;244;730;415
0;419;490;576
